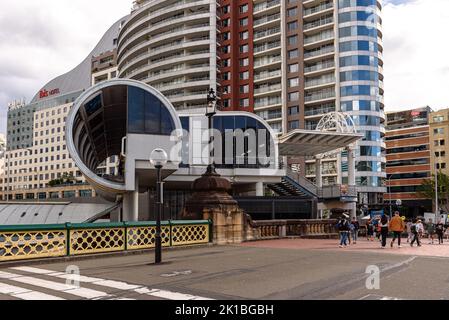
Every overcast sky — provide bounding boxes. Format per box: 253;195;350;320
0;0;448;134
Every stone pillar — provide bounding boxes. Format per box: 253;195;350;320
75;190;80;198
315;156;322;188
255;182;264;197
349;202;357;220
203;208;244;245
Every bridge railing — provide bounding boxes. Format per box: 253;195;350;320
0;220;212;262
247;219;338;240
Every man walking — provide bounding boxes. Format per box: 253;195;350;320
410;219;422;247
436;219;445;245
337;216;350;248
351;217;360;244
389;211;405;248
426;218;435;244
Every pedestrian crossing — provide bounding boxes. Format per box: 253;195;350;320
0;266;213;301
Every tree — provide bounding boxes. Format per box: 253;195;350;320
418;172;449;213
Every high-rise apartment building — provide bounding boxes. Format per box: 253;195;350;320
385;107;432;217
119;0;386;210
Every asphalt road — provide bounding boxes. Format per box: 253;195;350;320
0;242;447;300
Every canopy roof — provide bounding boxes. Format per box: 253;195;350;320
278;129;363;156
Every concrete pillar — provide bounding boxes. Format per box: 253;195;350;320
255;182;264;197
131;175;139;222
75;190;80;198
347;145;356;187
315;156;322;188
349;202;357;220
122;193;132;222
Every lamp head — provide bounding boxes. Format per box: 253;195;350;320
150;148;168;168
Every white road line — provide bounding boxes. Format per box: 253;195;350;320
0;282;64;300
0;271;109;299
12;266;213;300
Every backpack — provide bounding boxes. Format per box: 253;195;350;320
411;224;417;233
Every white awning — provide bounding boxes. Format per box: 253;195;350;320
278;129;363;156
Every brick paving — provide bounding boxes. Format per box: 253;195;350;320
240;236;449;258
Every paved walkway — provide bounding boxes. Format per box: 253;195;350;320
241;237;449;258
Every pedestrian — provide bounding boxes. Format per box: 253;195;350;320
436;220;445;245
389;211;405;248
410;219;422;247
426;219;435;244
375;218;382;242
337;216;350;248
366;219;374;241
380;215;389;248
417;219;424;238
406;219;413;243
351;217;360;244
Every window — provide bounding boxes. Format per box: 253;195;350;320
128;86;175;135
222;4;230;14
288;49;299;59
434;128;445;134
240;17;248;26
240;4;248;13
223;72;231;80
288;63;299;73
222;18;231;27
437;163;447;170
288;92;299;102
239;98;249;108
240;71;249;80
240;31;249;40
222;45;231;54
288;120;300;130
223;59;231;67
240;58;249;67
433;116;444;123
288;35;298;46
240;44;249;53
240;85;249;94
288;106;299;116
288;78;299;87
222;31;231;40
287;7;297;17
287;21;298;31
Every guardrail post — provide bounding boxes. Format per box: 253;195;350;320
65;223;71;256
123;222;128;251
208;219;213;243
169;220;173;247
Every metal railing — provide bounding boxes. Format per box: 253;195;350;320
317;185;358;199
0;220;211;262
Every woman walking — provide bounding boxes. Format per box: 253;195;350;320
380;215;389;249
366;219;374;241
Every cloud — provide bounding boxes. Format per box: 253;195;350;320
0;0;131;134
382;0;449;111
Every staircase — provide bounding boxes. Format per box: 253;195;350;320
268;168;318;199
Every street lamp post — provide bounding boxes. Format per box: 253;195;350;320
206;88;217;172
150;148;168;264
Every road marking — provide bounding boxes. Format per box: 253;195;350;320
12;266;213;300
381;256;417;272
0;282;64;300
0;271;109;299
360;294;403;300
161;270;193;278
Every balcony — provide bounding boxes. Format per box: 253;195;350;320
254;55;282;68
318;185;358;200
254;40;281;54
304;15;333;31
304;105;335;117
254;83;282;95
304;75;335;89
254;13;281;27
304;1;333;19
304;45;334;60
254;0;281;13
304;60;335;74
304;30;334;46
305;89;335;103
254;69;282;81
254;27;281;40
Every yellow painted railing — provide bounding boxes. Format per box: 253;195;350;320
0;220;211;262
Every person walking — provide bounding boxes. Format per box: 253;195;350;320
406;219;413;243
380;215;389;249
389;211;405;248
351;217;360;244
366;219;374;241
375;218;382;242
410;219;422;247
337;216;350;248
436;220;445;245
417;219;424;239
426;219;435;244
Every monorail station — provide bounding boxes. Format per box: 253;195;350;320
65;79;362;222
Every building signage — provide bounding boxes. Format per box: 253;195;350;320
39;88;60;99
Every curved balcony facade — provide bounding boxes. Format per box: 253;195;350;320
337;0;386;195
117;0;217;111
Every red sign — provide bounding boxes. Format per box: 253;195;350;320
411;111;420;117
39;88;60;99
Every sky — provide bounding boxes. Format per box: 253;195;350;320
0;0;448;134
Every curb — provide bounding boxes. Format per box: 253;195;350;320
0;243;216;268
